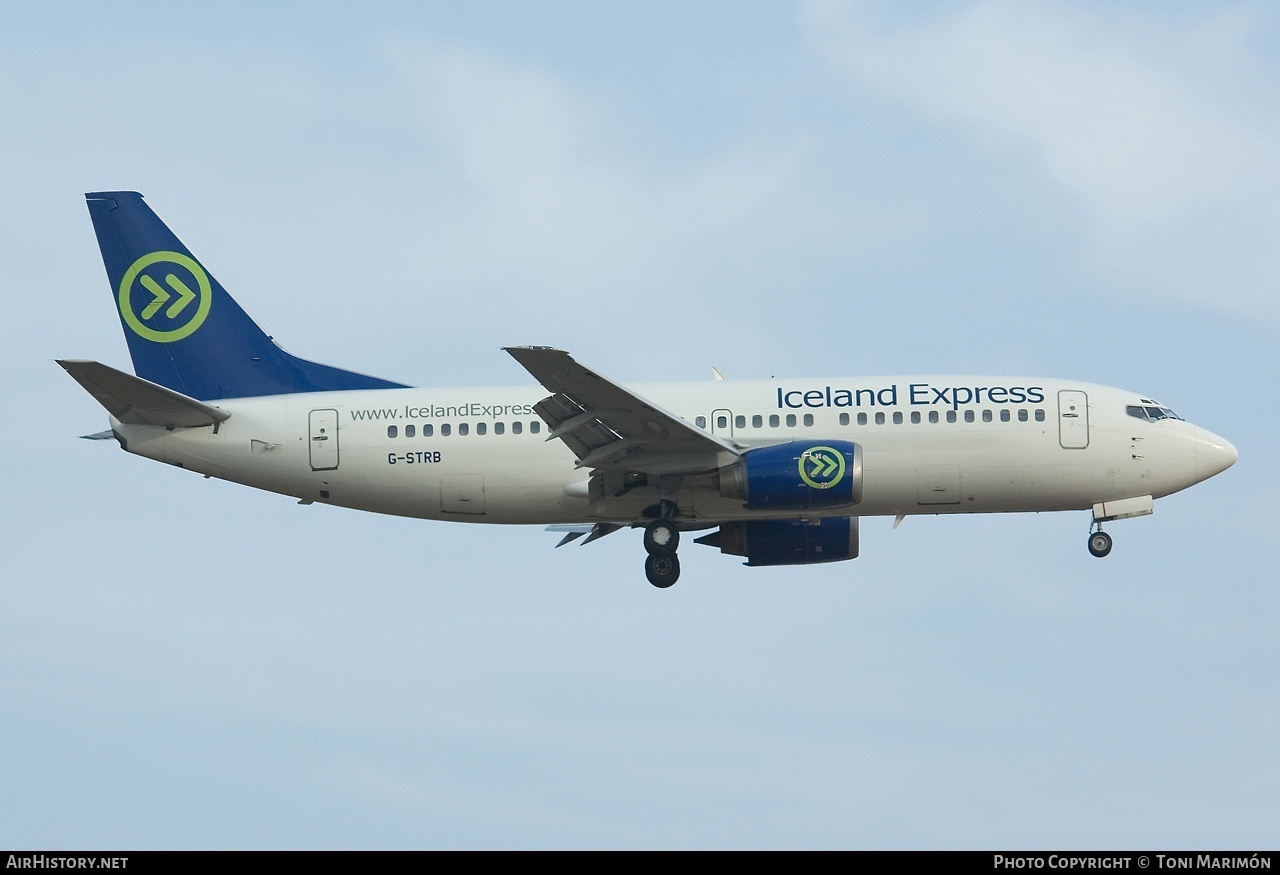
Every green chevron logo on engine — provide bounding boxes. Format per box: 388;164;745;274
798;446;846;490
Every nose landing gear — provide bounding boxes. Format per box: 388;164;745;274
1086;496;1153;558
1087;525;1113;558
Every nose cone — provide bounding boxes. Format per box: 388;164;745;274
1195;428;1238;481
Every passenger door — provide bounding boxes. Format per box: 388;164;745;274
1058;391;1089;449
309;409;339;470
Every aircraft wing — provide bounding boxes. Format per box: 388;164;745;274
58;359;230;429
505;347;740;475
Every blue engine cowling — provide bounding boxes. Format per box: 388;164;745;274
697;518;860;566
720;440;863;510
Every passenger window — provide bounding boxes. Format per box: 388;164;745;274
839;413;849;426
875;412;885;425
769;415;780;428
477;422;487;435
929;411;939;423
494;422;504;435
735;415;745;429
716;415;728;429
1000;410;1010;422
696;416;707;428
459;423;469;436
423;424;433;437
387;425;398;438
785;414;797;427
405;424;415;438
752;415;763;428
857;413;868;425
512;421;522;435
911;411;921;424
803;414;814;426
1018;409;1028;422
982;410;993;423
1034;409;1045;422
442;424;451;436
964;410;975;423
530;421;541;434
892;411;903;424
946;411;957;423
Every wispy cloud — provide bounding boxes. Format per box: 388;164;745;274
386;39;813;307
807;0;1280;318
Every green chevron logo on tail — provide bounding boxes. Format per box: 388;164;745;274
118;250;212;343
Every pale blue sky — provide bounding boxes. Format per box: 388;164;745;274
1;0;1276;848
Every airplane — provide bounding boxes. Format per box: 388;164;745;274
61;191;1238;588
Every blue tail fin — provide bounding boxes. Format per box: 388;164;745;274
85;191;407;400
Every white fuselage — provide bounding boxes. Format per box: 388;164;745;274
109;375;1235;526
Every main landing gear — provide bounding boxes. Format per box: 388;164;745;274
1087;523;1113;558
643;506;681;588
644;551;680;588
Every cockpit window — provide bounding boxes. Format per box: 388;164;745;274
1126;404;1183;422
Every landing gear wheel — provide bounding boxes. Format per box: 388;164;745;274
643;520;680;555
1088;530;1113;558
645;553;680;588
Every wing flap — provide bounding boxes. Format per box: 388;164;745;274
58;359;230;429
505;346;738;475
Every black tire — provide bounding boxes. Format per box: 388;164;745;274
1088;531;1113;558
645;553;680;588
643;520;680;555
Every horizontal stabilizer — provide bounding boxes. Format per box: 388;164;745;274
58;359;230;429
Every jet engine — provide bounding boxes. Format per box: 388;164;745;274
719;440;863;510
696;517;860;566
